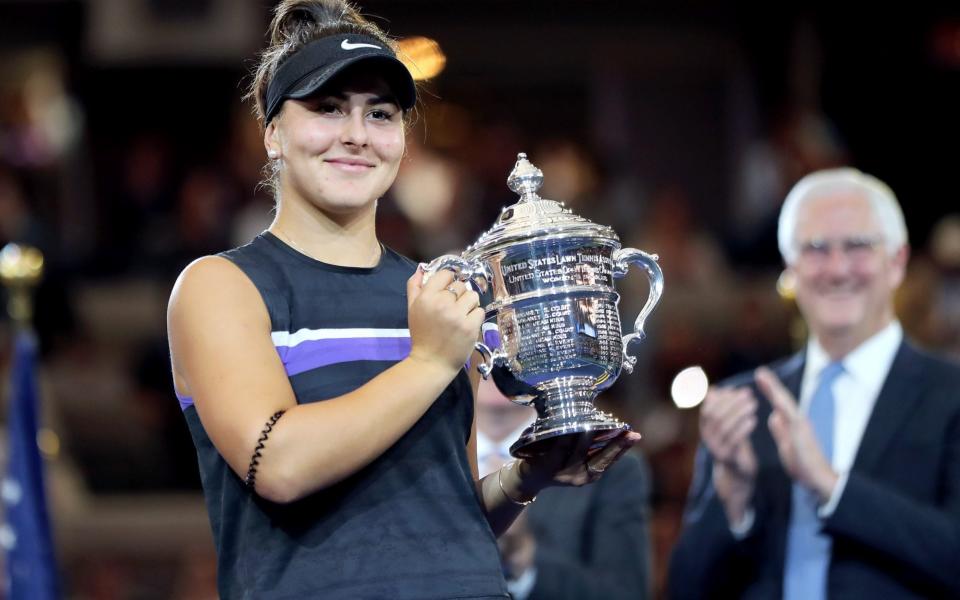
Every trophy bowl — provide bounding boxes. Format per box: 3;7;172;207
426;153;663;458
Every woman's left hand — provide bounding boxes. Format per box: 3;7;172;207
516;429;642;492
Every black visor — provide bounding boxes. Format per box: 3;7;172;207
264;34;417;123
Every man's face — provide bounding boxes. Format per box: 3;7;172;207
788;191;907;350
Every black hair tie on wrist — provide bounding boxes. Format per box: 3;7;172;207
244;410;287;489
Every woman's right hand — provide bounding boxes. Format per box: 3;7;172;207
406;267;484;373
513;429;642;495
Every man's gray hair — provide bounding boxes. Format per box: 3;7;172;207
777;167;908;264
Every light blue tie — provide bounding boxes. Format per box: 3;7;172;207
783;361;844;600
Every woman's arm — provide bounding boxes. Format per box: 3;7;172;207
464;362;529;535
168;256;482;504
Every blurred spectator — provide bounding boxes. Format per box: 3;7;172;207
104;133;176;273
226;98;275;248
173;166;235;267
534;137;600;211
928;215;960;358
622;183;737;392
0;48;94;264
389;120;479;259
899;214;960;359
729;105;848;267
0;165;50;250
476;378;653;600
0;165;77;357
0;49;83;170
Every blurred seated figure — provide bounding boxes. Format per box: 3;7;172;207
476;378;653;600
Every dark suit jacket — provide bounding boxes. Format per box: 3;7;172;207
525;451;652;600
668;341;960;599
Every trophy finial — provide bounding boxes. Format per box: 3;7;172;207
507;152;544;200
1;243;44;329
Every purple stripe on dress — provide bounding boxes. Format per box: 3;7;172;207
279;336;412;376
483;328;502;349
177;393;194;411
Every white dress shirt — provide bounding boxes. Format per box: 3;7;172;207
804;320;902;516
475;419;534;477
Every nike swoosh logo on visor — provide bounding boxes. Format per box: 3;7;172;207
341;40;382;51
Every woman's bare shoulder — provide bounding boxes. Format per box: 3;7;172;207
167;255;271;353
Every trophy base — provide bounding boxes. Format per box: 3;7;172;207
508;378;630;458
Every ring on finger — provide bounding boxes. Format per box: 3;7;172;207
444;285;460;299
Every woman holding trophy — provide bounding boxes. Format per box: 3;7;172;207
166;0;640;597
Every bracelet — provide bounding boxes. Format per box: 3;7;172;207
497;460;537;506
244;410;286;489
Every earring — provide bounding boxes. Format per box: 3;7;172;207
268;149;279;160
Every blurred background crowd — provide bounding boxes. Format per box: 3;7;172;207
1;1;959;598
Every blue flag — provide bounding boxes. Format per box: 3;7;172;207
3;332;59;599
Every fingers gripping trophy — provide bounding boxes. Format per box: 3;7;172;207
426;153;663;458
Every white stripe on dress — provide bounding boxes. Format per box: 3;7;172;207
271;327;411;348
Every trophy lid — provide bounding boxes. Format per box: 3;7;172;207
466;153;619;255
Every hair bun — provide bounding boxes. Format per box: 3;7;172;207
271;0;363;45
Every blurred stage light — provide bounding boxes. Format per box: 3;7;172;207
671;366;709;409
397;36;446;81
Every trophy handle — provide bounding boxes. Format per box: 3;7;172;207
422;254;499;379
421;254;492;290
473;340;509;380
612;248;663;374
477;322;537;405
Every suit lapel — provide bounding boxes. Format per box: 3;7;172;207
851;341;924;474
777;351;805;401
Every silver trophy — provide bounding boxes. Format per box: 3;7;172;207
426;153;663;458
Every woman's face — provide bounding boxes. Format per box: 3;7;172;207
267;71;405;217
